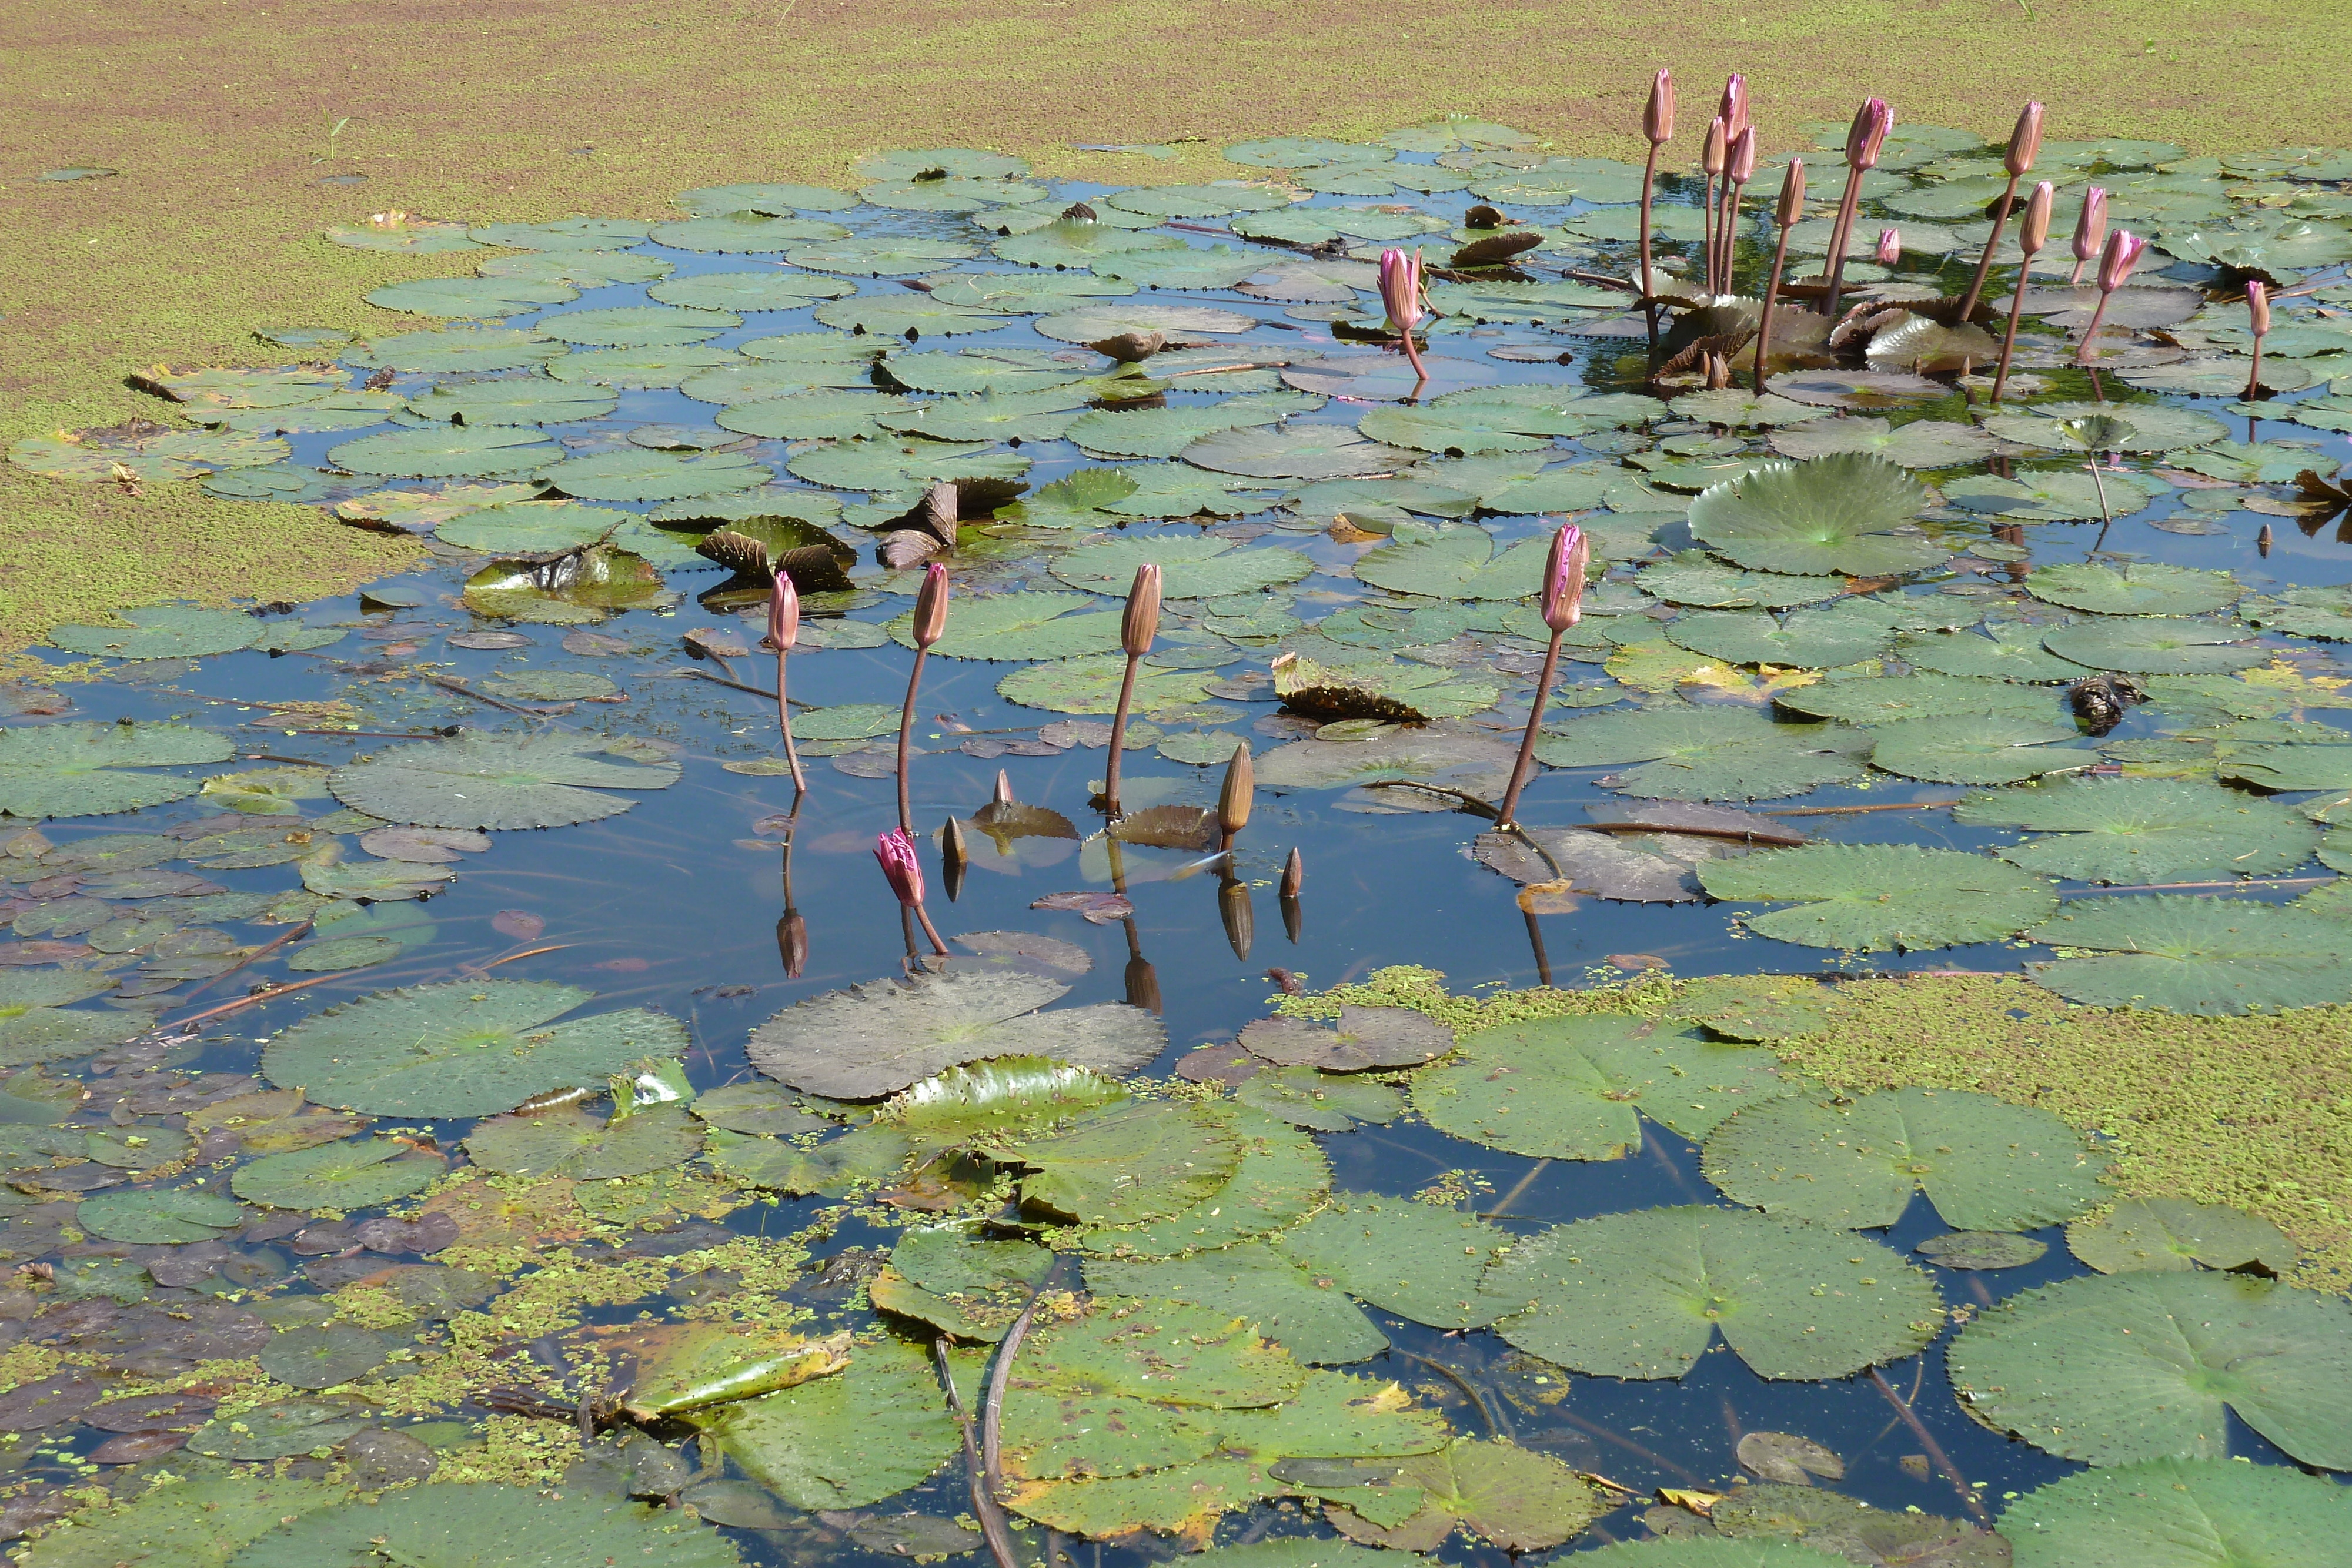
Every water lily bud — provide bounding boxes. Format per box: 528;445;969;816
2097;229;2146;293
1280;847;1303;900
1728;125;1758;185
1703;116;1728;178
2247;279;2271;336
873;827;924;908
1121;563;1162;659
1718;74;1749;141
1645;68;1675;145
2072;186;2108;264
2004;101;2044;178
1541;523;1589;633
941;814;969;870
776;908;807;979
911;561;950;650
2018;181;2056;254
765;571;799;653
1219;874;1254;962
1846;97;1893;169
1775;158;1807;226
1218;740;1255;837
1875;228;1902;267
1378;248;1426;335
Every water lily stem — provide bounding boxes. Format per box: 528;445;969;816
1821;166;1868;317
2073;291;2116;363
1636;142;1662;353
2248;329;2267;400
896;648;928;837
775;649;806;796
1394;1350;1504;1437
1101;653;1142;814
1869;1368;1990;1524
1990;252;2037;404
175;918;314;1004
1752;218;1795;395
982;1295;1041;1493
1716;178;1748;295
1494;630;1566;827
1360;779;1502;818
935;1339;1021;1568
1398;323;1428;384
1957;173;2022;320
1484;1158;1551;1219
1701;169;1720;295
1523;907;1553;988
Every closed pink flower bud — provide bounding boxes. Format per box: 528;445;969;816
1775;157;1808;226
1728;125;1758;184
911;561;950;649
1541;523;1589;633
1875;228;1902;267
2247;279;2271;336
1703;116;1728;178
2097;229;2146;294
1718;74;1749;141
1645;69;1675;145
765;571;799;653
873;827;924;907
1846;98;1893;169
2018;181;2056;254
1121;563;1162;658
2004;102;2044;178
2072;187;2108;264
1378;248;1425;336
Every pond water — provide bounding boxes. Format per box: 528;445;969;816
3;115;2351;1565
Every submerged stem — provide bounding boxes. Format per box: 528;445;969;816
1869;1367;1991;1525
936;1339;1020;1568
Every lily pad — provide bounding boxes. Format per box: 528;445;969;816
650;270;857;310
1954;776;2318;882
329;733;679;830
1897;626;2093;682
1949;1269;2352;1467
1916;1232;2050;1270
1016;1101;1240;1225
537;447;769;502
1639;555;1845;610
999;656;1218;714
262;979;689;1115
463;1105;703;1179
1067;391;1315;460
1668;610;1892;670
0;721;234;819
1687;455;1943;577
1084;1112;1330;1259
12;1474;349;1567
405;378;617;426
1775;673;2057;724
230;1136;444;1209
1184;423;1418;481
1053;536;1313;600
888;590;1122;660
2024;895;2352;1012
48;606;260;660
352;326;564;375
1352;528;1550;600
1275;1193;1509;1329
1943;469;2170;522
257;1325;391;1390
2025;563;2243;617
1769;417;1997;468
1867;714;2099;785
327;424;558;479
2066;1197;2297;1275
227;1480;743;1568
1698;844;2059;951
1999;1458;2352;1568
1085;1245;1385;1365
76;1188;243;1244
1535;707;1872;801
1983;400;2230;454
1480;1205;1942;1380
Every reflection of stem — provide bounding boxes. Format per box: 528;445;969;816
1869;1368;1990;1525
1484;1158;1551;1219
1394;1350;1505;1437
2073;289;2114;363
896;648;928;837
1523;908;1553;988
935;1339;1020;1568
1495;630;1565;827
1102;653;1141;814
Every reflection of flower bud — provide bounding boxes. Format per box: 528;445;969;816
1218;740;1254;837
911;561;950;649
1728;126;1758;185
2004;102;2044;178
1280;847;1304;900
765;571;799;653
2072;187;2108;264
1378;249;1425;336
2019;181;2056;255
1219;875;1254;962
1542;523;1589;633
776;909;807;979
1774;158;1807;226
1121;564;1162;659
1703;116;1728;178
1645;69;1675;145
2097;229;2146;294
2247;279;2271;336
873;827;924;907
1845;97;1893;169
1718;75;1749;141
1875;228;1902;267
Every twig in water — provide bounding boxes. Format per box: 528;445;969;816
161;971;342;1029
1870;1367;1990;1524
684;666;811;707
1763;798;1963;817
935;1339;1020;1568
981;1295;1041;1493
1393;1350;1505;1437
175;918;313;1004
1484;1159;1552;1221
459;944;577;974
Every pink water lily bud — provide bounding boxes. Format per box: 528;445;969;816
764;571;799;653
2247;279;2271;336
1121;563;1162;659
2019;181;2056;254
2072;186;2108;264
1378;248;1425;335
2097;229;2146;294
1728;125;1758;185
1541;523;1590;633
1846;98;1893;169
1703;116;1728;177
911;561;950;649
2005;102;2044;178
1645;69;1675;144
1718;74;1749;141
1774;157;1807;226
874;827;924;907
1875;228;1902;266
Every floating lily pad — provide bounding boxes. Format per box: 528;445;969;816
229;1480;743;1568
887;591;1121;661
1775;673;2057;724
0;721;233;819
436;500;626;554
1238;1005;1452;1072
1868;714;2099;785
749;969;1162;1099
1234;1065;1402;1129
1686;455;1943;577
1639;555;1845;610
258;1325;391;1390
1275;1193;1509;1329
328;424;559;479
879;387;1092;443
1017;1101;1240;1226
1480;1205;1941;1380
1949;1269;2352;1467
2066;1197;2297;1275
1943;467;2170;522
1535;707;1871;801
1352;529;1550;600
1085;1245;1385;1365
1068;391;1315;459
406;378;617;426
329;733;679;830
999;655;1217;714
1896;625;2093;681
1272;653;1499;723
2026;563;2243;617
537;447;769;502
1084;1112;1330;1259
48;606;260;660
1955;776;2318;882
1983;400;2230;454
76;1188;243;1244
263;979;689;1115
1668;609;1892;670
1999;1458;2352;1568
2024;895;2352;1012
1916;1231;2050;1269
1768;416;1997;468
649;270;857;310
364;275;578;317
1699;844;2059;951
464;1105;703;1179
1184;423;1418;481
352;326;564;374
231;1136;444;1210
1053;536;1314;600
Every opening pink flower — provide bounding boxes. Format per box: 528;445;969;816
1875;228;1902;267
1379;249;1429;380
1542;523;1589;632
2097;229;2146;293
873;827;924;907
765;571;799;653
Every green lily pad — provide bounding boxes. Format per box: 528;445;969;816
879;387;1092;443
548;345;740;387
464;1104;703;1179
1535;706;1871;801
435;500;626;554
262;979;689;1115
1053;536;1314;600
647;270;856;310
1703;1086;2109;1231
1479;1205;1942;1380
1943;468;2170;522
788;437;1027;492
483;249;674;287
1085;1245;1385;1365
886;590;1121;660
1982;400;2230;454
1776;673;2059;724
1081;1111;1330;1259
1016;1101;1241;1226
1668;609;1893;670
1275;1193;1510;1329
1036;303;1257;344
405;378;616;426
0;721;234;819
1638;554;1846;610
1897;625;2093;681
677;181;859;215
1950;1269;2352;1467
2066;1197;2297;1275
1916;1231;2050;1269
1955;776;2319;882
1183;423;1418;481
539;303;740;347
650;215;851;252
329;732;679;830
258;1325;391;1390
227;1480;743;1568
352;326;565;374
997;466;1140;526
1999;1458;2352;1568
1102;183;1290;218
76;1188;243;1244
1411;1014;1791;1159
1868;714;2099;785
714;390;915;441
327;424;559;479
1352;528;1550;600
2241;584;2352;641
364;275;578;317
812;294;1012;337
470;216;652;248
999;656;1217;714
1686;454;1944;576
1357;390;1586;456
1272;653;1498;722
1769;416;1998;467
48;606;260;660
2026;563;2243;617
537;447;769;502
2025;895;2352;1012
230;1136;443;1210
788;236;977;274
749;969;1163;1099
1698;843;2059;951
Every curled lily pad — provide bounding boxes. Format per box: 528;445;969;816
700;1335;960;1510
1686;454;1942;577
1698;844;2059;951
329;733;679;830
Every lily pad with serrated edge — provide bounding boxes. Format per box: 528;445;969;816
1052;536;1314;600
1686;454;1942;577
1776;673;2059;724
1768;416;1997;467
1949;1269;2352;1467
230;1136;443;1209
2024;562;2243;617
327;424;558;479
1916;1231;2049;1269
1083;1112;1329;1259
262;979;689;1115
1999;1457;2352;1568
1955;775;2318;882
258;1325;391;1390
536;447;769;502
48;606;260;660
329;732;678;830
884;591;1121;661
1351;529;1551;601
1184;424;1419;481
2066;1196;2297;1275
1015;1101;1241;1226
351;326;564;375
1699;842;2059;951
463;1105;703;1179
76;1188;243;1244
1275;1193;1509;1329
1869;714;2099;785
2024;894;2352;1013
1065;393;1309;460
1411;1014;1791;1159
1667;609;1892;670
224;1480;744;1568
1638;555;1844;610
1085;1245;1387;1365
1702;1086;2109;1231
748;968;1163;1099
1233;1065;1401;1129
0;721;235;819
1535;706;1872;801
1479;1205;1942;1381
1897;625;2091;682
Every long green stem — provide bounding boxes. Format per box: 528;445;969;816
1494;630;1565;826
